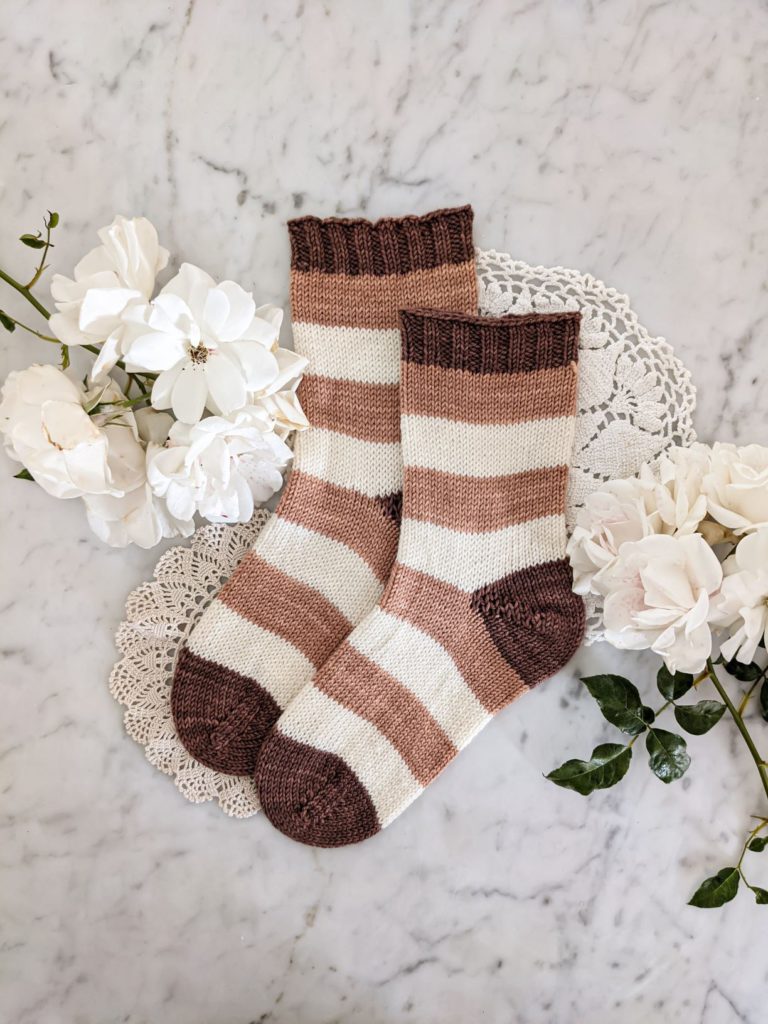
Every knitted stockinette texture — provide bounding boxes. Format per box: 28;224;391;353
255;309;585;846
170;207;478;776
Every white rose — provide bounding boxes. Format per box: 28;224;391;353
83;474;193;549
82;407;191;548
0;364;143;499
567;476;660;596
49;215;169;381
703;442;768;535
120;263;284;423
147;406;291;524
649;443;710;535
709;529;768;664
601;533;723;674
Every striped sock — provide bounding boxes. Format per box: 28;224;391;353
255;309;586;845
171;208;477;775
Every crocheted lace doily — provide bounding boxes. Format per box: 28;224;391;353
109;249;697;817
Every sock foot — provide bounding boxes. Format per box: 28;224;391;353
171;647;282;775
256;731;379;846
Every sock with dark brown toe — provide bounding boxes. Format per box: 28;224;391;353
171;208;478;775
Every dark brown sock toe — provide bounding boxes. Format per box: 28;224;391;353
171;646;282;775
255;731;380;847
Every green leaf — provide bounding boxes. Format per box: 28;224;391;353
673;700;726;736
546;743;632;796
19;233;46;249
581;674;654;736
60;344;70;370
0;311;16;332
688;867;740;908
13;468;34;482
753;887;768;904
723;658;763;682
748;836;768;853
657;665;694;701
46;210;59;228
646;728;691;783
760;679;768;723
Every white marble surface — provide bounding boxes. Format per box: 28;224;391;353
2;2;768;1021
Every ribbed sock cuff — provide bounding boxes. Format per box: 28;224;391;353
288;206;474;277
399;309;581;374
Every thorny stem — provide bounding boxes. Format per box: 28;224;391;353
0;266;52;320
706;658;768;807
24;219;55;290
737;664;768;716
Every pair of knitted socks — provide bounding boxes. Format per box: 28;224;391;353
172;206;585;846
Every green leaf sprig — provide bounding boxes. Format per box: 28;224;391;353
547;656;768;908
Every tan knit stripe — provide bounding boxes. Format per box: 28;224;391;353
402;414;576;477
403;464;569;533
298;375;400;443
276;686;422;825
400;362;578;424
291;260;477;328
258;514;384;622
186;600;315;707
291;325;402;384
349;607;491;748
382;564;528;712
278;470;399;581
292;428;402;498
218;553;351;666
397;515;566;591
314;642;457;787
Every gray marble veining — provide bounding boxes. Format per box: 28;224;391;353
1;1;768;1021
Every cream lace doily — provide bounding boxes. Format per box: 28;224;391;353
109;250;697;817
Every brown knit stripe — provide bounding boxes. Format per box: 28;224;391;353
288;206;474;276
471;560;585;686
382;564;527;713
297;375;400;442
400;309;580;374
291;260;478;328
400;362;578;424
403;464;570;532
171;647;282;776
277;471;400;581
218;553;351;666
314;642;457;786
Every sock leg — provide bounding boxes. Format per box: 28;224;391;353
256;309;585;842
171;209;477;774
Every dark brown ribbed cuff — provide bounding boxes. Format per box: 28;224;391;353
399;309;581;374
288;206;474;277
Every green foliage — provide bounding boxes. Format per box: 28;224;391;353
646;728;690;783
722;658;763;682
581;674;654;736
673;700;726;736
688;868;739;908
546;743;632;796
748;836;768;853
657;665;694;701
19;232;47;249
0;311;15;332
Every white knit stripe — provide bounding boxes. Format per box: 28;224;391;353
402;414;575;477
293;427;402;498
186;600;314;707
277;686;422;826
292;323;401;384
348;608;491;748
397;514;567;591
258;514;384;624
